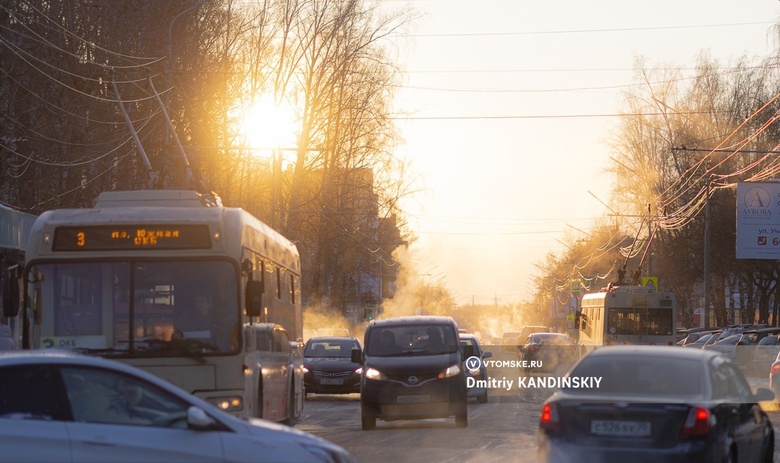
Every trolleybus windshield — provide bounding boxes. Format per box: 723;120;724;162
27;259;239;356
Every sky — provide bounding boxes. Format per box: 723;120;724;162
384;0;780;305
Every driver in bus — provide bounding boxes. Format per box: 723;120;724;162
172;293;221;349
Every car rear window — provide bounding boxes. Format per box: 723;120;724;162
566;354;705;399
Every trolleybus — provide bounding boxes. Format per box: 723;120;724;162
0;202;36;346
14;190;303;424
578;284;677;352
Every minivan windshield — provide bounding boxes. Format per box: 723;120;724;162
366;324;458;356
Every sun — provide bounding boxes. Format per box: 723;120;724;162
239;95;298;154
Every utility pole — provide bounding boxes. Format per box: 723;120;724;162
704;170;711;328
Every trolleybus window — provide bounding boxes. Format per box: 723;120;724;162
29;260;239;355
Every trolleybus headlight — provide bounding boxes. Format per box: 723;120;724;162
207;396;243;412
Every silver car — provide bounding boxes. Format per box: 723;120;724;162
0;351;354;463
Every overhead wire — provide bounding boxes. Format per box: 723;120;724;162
4;1;165;65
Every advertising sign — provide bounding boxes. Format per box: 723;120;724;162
736;182;780;259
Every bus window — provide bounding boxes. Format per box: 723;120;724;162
276;267;281;299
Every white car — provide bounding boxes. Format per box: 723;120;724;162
0;350;354;463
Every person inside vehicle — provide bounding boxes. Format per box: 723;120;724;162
174;294;212;338
172;293;220;348
378;330;402;355
423;327;444;352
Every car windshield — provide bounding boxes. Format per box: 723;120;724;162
532;334;568;345
304;339;360;358
367;325;458;356
688;333;714;345
716;335;741;345
565;354;705;399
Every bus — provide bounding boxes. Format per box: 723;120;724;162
578;284;677;352
13;190;303;424
0;202;36;347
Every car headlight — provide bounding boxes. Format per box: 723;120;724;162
354;367;363;375
438;363;461;379
303;366;310;374
364;367;386;381
206;396;243;412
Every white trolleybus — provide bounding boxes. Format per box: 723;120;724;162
13;190;304;424
578;284;677;353
0;203;36;346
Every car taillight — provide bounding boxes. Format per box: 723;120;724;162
539;403;561;432
529;346;537;353
771;363;780;375
680;407;710;437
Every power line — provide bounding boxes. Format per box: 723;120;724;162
410;21;774;38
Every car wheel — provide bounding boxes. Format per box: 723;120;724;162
761;430;774;463
282;387;296;426
455;413;468;427
477;393;488;404
361;414;376;430
256;381;264;418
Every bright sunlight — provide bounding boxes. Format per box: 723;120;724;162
239;95;298;156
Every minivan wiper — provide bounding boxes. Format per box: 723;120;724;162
399;349;427;355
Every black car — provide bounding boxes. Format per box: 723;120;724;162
459;332;492;403
538;345;775;463
355;316;468;430
303;336;362;395
518;332;578;374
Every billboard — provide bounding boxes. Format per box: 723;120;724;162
736;181;780;259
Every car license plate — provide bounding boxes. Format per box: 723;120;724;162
591;420;651;437
320;378;344;385
397;395;430;404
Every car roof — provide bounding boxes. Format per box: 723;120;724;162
531;332;566;338
459;333;479;341
585;345;722;361
0;350;182;387
306;336;359;342
747;328;780;334
370;316;455;327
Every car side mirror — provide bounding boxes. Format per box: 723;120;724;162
483;351;492;359
755;387;775;402
187;406;218;430
351;347;363;364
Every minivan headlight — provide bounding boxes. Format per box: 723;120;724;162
364;367;386;381
438;363;461;379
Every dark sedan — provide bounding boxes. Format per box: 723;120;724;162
460;332;492;403
303;337;362;395
538;346;775;463
518;332;578;375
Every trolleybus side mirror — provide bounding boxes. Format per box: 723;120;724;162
1;268;20;318
245;280;264;317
